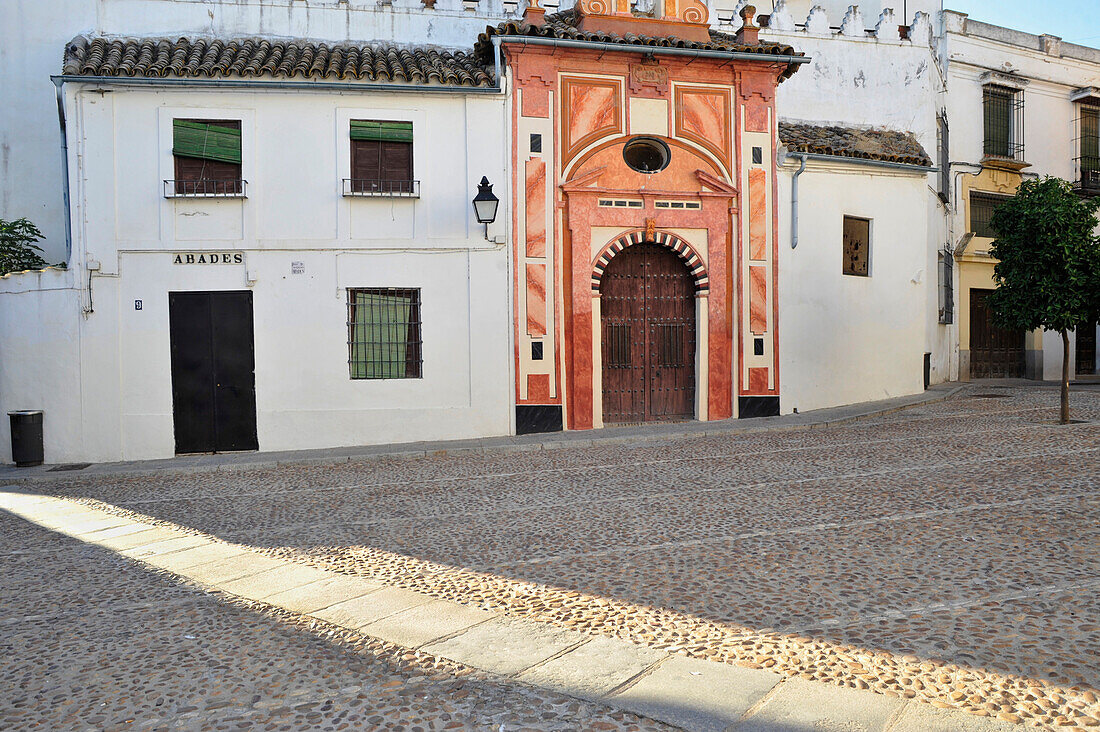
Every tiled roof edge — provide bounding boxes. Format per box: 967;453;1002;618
779;121;933;168
474;9;805;80
62;35;495;88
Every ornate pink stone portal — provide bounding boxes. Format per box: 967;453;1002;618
503;1;793;430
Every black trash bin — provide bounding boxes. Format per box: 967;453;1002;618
9;410;44;467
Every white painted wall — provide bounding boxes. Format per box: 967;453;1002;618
778;161;930;413
765;11;952;396
0;269;82;464
0;81;512;463
1;0;508;265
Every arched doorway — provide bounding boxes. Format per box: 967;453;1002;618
600;242;696;423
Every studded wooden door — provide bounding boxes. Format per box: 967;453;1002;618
970;289;1025;378
600;243;696;423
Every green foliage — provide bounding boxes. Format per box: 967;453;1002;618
987;177;1100;334
0;218;51;276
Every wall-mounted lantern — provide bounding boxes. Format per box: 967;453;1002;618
472;176;499;240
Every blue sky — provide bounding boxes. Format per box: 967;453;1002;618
945;0;1100;47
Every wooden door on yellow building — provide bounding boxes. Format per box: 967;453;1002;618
970;289;1025;378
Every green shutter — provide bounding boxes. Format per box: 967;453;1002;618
350;120;413;143
173;120;242;164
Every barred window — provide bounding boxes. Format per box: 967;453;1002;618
970;192;1010;239
842;216;870;277
982;85;1025;162
937;113;950;204
1077;103;1100;192
347;288;422;379
939;251;954;325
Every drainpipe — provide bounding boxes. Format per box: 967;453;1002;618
52;78;74;264
492;35;503;91
790;153;807;249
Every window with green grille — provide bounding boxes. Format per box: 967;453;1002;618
982;86;1025;161
970;192;1011;239
347;288;422;379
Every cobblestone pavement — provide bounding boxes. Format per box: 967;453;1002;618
11;384;1100;729
0;511;675;731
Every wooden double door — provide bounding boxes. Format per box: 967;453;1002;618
169;291;258;454
969;289;1025;378
600;243;696;423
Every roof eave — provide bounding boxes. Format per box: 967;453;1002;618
487;34;809;77
51;74;502;94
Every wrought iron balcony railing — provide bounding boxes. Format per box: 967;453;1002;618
164;179;247;198
342;179;420;198
1074;157;1100;195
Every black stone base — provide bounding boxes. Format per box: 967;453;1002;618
738;396;780;419
516;405;563;435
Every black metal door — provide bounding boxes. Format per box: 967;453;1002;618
970;289;1025;378
1078;322;1097;375
600;243;696;423
169;291;258;454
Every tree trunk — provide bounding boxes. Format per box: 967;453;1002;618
1061;329;1071;425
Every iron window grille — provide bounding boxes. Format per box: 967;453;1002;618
982;85;1026;163
1074;103;1100;194
939;251;954;325
342;179;420;198
164;178;247;198
347;288;423;379
937;113;950;204
604;323;631;368
842;216;871;277
969;191;1011;239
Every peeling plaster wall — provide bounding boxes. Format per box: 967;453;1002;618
764;28;941;158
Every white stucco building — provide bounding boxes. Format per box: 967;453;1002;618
939;11;1100;382
1;0;1097;464
2;35;512;462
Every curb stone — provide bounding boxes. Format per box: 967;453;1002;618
0;384;967;485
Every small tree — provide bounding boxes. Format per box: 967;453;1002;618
988;176;1100;424
0;218;49;275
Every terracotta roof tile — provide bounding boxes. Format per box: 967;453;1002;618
475;9;805;80
62;36;495;87
779;121;933;167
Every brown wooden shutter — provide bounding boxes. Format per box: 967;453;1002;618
351;139;382;192
380;141;413;186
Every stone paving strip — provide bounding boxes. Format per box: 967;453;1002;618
0;488;1024;732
